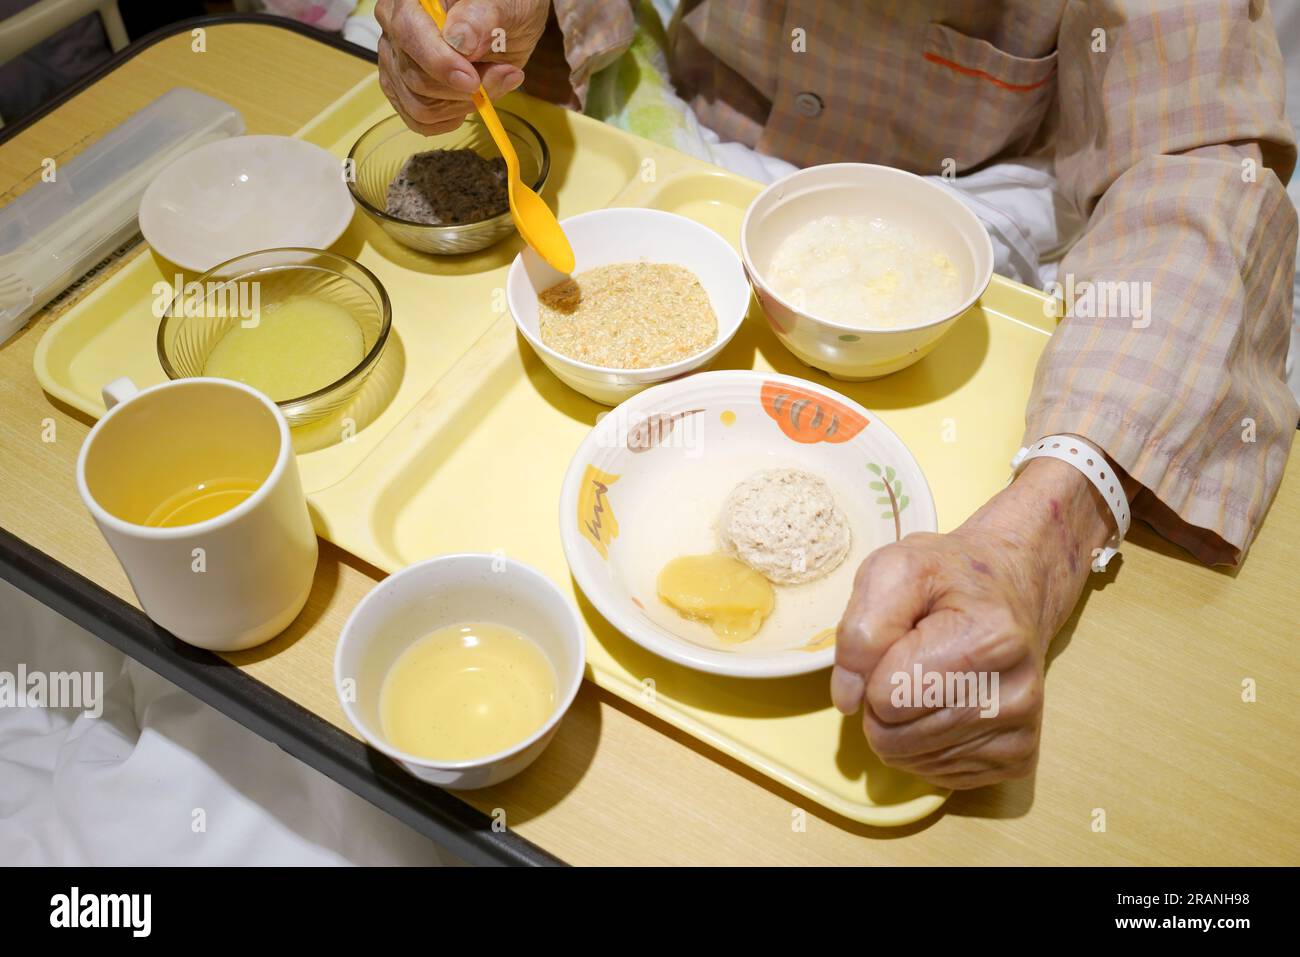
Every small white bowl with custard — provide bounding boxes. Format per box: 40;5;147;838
741;163;994;380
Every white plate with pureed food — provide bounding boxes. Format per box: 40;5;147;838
507;207;751;405
560;370;937;678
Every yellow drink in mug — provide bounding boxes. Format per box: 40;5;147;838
143;477;262;528
76;376;318;651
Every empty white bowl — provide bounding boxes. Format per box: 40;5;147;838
140;135;354;273
334;554;585;789
506;208;751;405
741;163;994;380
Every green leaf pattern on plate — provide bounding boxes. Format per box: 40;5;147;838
868;462;909;541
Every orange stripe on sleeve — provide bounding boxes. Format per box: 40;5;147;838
922;51;1055;93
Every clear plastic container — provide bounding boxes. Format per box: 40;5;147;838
0;88;245;345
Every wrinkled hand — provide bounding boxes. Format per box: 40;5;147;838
376;0;550;134
832;455;1120;789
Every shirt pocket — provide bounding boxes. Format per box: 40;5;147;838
922;22;1058;168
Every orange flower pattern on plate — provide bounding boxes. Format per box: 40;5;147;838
760;381;868;444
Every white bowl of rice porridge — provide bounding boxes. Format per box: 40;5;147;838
741;163;994;380
507;208;751;405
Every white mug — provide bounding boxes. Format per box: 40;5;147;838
76;376;318;651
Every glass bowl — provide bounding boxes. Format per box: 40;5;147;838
346;110;549;256
157;248;392;427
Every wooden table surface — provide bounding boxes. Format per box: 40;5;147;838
2;20;1297;866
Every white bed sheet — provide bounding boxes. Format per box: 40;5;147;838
0;578;453;865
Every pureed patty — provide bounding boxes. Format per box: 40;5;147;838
379;621;557;761
537;262;717;369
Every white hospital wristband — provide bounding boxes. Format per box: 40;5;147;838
1010;435;1130;573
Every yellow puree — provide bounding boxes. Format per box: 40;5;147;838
657;553;775;642
379;622;557;761
203;295;364;401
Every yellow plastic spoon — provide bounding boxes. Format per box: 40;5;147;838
417;0;575;273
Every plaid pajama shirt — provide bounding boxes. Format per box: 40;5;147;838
537;0;1297;565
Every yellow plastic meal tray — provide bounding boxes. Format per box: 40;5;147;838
35;74;1056;827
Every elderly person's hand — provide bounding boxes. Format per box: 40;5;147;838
832;452;1128;789
376;0;550;135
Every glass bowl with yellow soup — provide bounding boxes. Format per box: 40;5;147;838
157;248;392;426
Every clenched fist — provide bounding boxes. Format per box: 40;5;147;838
376;0;550;134
832;452;1129;789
